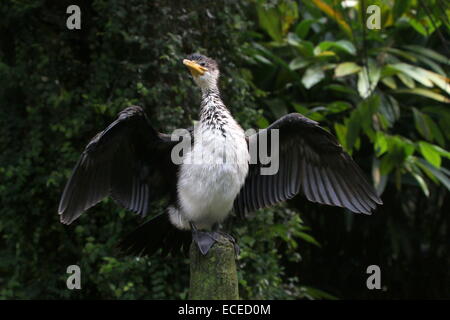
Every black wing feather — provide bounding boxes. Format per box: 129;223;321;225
234;113;382;216
58;106;179;225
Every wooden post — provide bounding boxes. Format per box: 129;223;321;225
189;234;239;300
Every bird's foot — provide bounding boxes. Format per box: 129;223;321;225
191;229;217;255
190;223;240;256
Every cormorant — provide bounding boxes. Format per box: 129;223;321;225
58;54;382;256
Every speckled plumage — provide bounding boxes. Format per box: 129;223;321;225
169;80;249;230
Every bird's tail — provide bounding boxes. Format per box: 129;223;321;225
117;213;192;257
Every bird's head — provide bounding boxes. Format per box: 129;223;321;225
183;54;219;90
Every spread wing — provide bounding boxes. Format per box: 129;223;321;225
234;113;382;217
58;106;181;224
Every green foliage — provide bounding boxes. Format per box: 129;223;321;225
248;0;450;197
234;206;319;299
246;0;449;298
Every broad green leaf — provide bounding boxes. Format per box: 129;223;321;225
287;32;301;47
431;145;450;159
256;116;270;128
295;19;314;39
334;123;348;151
381;65;400;78
256;3;283;42
326;101;351;114
403;140;416;158
410;169;430;197
295;231;321;247
413;157;439;184
359;95;380;137
403;45;450;65
322;63;337;70
252;43;293;71
287;34;315;57
379;95;400;127
407;17;429;36
298;41;315;57
289;57;310;70
292;103;309;115
304;107;325;121
394;88;450;103
379;136;416;175
335;62;361;77
417;158;450;192
386;48;418;62
396;73;415;88
309;106;327;113
324;84;357;95
376;113;390;130
253;54;272;65
381;76;397;89
422;70;450;95
414;16;440;35
423;106;450;140
380;154;396;175
425;116;446;146
301;65;325;89
393;0;410;19
374;132;388;156
418;141;441;168
357;61;380;98
358;69;371;99
389;63;433;87
278;0;299;34
301;286;337;300
345;111;361;151
409;53;446;76
315;51;336;57
372;157;388;195
317;40;356;55
412;107;432;140
311;0;352;37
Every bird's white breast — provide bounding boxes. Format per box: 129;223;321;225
175;118;249;230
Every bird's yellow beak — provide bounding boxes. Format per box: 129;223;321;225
183;59;208;76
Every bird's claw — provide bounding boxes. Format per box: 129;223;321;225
191;223;240;256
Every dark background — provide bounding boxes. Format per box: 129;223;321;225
0;0;448;299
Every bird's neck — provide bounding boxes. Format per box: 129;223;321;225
199;85;231;128
201;85;220;100
200;86;225;111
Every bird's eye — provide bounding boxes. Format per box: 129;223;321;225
199;62;206;67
